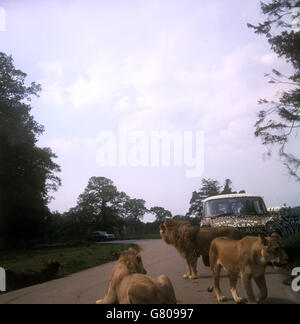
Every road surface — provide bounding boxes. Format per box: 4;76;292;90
0;239;299;304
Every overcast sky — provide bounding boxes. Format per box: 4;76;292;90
1;0;299;222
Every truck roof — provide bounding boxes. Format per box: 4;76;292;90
203;193;264;203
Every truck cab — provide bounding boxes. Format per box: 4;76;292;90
201;194;274;235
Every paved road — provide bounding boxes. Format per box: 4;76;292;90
0;239;299;304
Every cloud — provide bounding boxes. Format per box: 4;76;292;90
20;0;298;216
37;39;288;141
38;61;66;105
259;53;278;66
47;137;81;151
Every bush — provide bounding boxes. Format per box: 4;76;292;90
282;234;300;259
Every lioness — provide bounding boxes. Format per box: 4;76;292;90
96;248;177;304
160;219;244;279
208;233;288;304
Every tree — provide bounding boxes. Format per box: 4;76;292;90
221;179;245;195
42;211;67;243
76;177;129;235
122;198;148;235
248;0;300;181
187;178;221;218
187;178;245;218
221;179;234;195
124;199;148;221
0;52;61;248
149;206;172;223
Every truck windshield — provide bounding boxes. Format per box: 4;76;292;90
204;197;267;218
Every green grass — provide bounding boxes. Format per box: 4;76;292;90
118;233;161;240
0;242;139;278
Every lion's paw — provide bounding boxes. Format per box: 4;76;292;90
217;296;228;303
234;297;244;304
189;274;198;280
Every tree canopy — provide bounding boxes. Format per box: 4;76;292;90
187;178;246;218
124;198;148;221
0;52;61;248
150;206;172;223
248;0;300;181
76;177;129;233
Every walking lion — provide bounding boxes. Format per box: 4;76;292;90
160;219;244;279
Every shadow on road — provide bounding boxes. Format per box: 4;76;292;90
262;298;298;304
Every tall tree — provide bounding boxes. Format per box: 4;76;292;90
122;199;148;235
221;179;234;195
76;177;129;234
248;0;300;181
0;52;61;248
220;179;245;194
124;198;148;221
187;178;245;218
149;206;172;223
187;178;221;218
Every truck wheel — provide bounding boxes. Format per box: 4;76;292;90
203;255;210;267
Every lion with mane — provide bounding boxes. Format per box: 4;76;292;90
160;219;244;279
96;248;177;304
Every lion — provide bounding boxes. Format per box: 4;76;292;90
96;248;177;304
159;219;244;279
208;233;288;304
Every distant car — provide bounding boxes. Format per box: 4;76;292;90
90;231;116;241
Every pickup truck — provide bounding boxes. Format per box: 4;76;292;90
200;193;289;236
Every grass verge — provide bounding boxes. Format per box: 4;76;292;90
117;233;161;240
0;242;139;291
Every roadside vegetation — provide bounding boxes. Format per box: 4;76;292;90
281;234;300;285
282;234;300;267
0;242;138;291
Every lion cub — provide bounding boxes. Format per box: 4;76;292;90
96;248;177;304
208;233;288;304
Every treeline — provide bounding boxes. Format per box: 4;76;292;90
43;176;177;243
0;53;61;249
187;178;246;218
40;176;244;244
